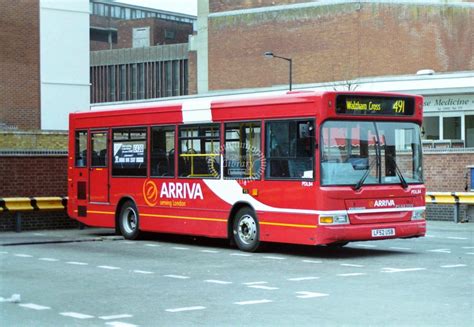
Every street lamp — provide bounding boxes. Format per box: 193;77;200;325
264;51;293;91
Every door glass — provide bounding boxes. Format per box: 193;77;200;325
91;132;107;167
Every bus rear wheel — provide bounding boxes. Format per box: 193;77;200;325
118;200;141;240
232;207;260;252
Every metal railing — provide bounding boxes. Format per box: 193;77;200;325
0;197;67;232
426;192;474;223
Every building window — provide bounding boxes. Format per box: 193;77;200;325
178;125;220;178
165;30;176;40
75;131;88;167
422;116;439;140
265;119;315;179
466;115;474;148
151;126;175;177
112;128;147;177
443;117;461;140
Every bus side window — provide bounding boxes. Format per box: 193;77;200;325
75;131;88;167
151;126;175;177
265;119;314;179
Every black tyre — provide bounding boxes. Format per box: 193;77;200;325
232;207;260;252
118;200;141;240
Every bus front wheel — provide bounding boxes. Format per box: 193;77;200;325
232;207;260;252
118;200;141;240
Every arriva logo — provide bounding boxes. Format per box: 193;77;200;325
374;199;395;207
160;182;204;200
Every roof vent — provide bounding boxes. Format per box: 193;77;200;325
416;69;435;75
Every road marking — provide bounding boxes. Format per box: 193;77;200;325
425;234;436;238
381;267;426;273
99;314;134;320
441;264;467;268
230;253;252;257
389;247;411;251
33;233;46;236
144;244;160;247
105;322;138;327
287;277;320;281
248;285;279;290
302;260;322;264
354;244;377;248
428;249;451;254
337;273;367;277
0;251;8;254
462;246;474;249
447;237;468;240
164;274;190;279
14;254;33;258
204;279;232;285
60;312;94;319
466;252;474;255
263;256;286;260
172;247;189;250
67;261;88;266
243;281;268;285
133;270;154;274
98;265;121;270
296;291;329;299
166;306;206;312
201;250;220;253
19;303;51;310
340;264;365;268
234;299;273;305
39;258;59;262
122;242;136;245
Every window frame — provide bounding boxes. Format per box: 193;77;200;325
223;120;263;181
111;126;148;178
264;118;316;181
178;123;221;179
74;130;88;168
150;125;176;178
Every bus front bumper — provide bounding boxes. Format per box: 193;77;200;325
316;220;426;245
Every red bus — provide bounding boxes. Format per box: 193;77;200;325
68;91;426;251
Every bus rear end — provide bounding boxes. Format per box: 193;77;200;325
315;93;426;245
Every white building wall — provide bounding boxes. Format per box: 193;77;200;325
40;0;90;130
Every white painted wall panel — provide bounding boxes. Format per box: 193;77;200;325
40;0;90;130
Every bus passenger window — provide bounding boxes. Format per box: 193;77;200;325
151;126;175;177
91;132;107;167
178;124;220;178
75;131;88;167
112;128;147;177
265;120;314;179
224;122;261;179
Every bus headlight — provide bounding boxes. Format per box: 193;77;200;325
319;214;349;225
411;209;426;220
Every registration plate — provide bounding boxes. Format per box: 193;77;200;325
371;228;395;237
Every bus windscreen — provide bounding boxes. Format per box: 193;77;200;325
335;95;415;116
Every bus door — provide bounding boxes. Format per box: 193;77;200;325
89;131;109;203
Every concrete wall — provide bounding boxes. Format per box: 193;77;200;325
40;0;90;130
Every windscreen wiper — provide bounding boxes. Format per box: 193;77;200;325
353;158;377;191
388;155;408;189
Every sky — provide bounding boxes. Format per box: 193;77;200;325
118;0;197;16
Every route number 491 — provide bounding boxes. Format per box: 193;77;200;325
393;100;405;114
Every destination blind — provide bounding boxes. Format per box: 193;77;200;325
335;95;415;116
